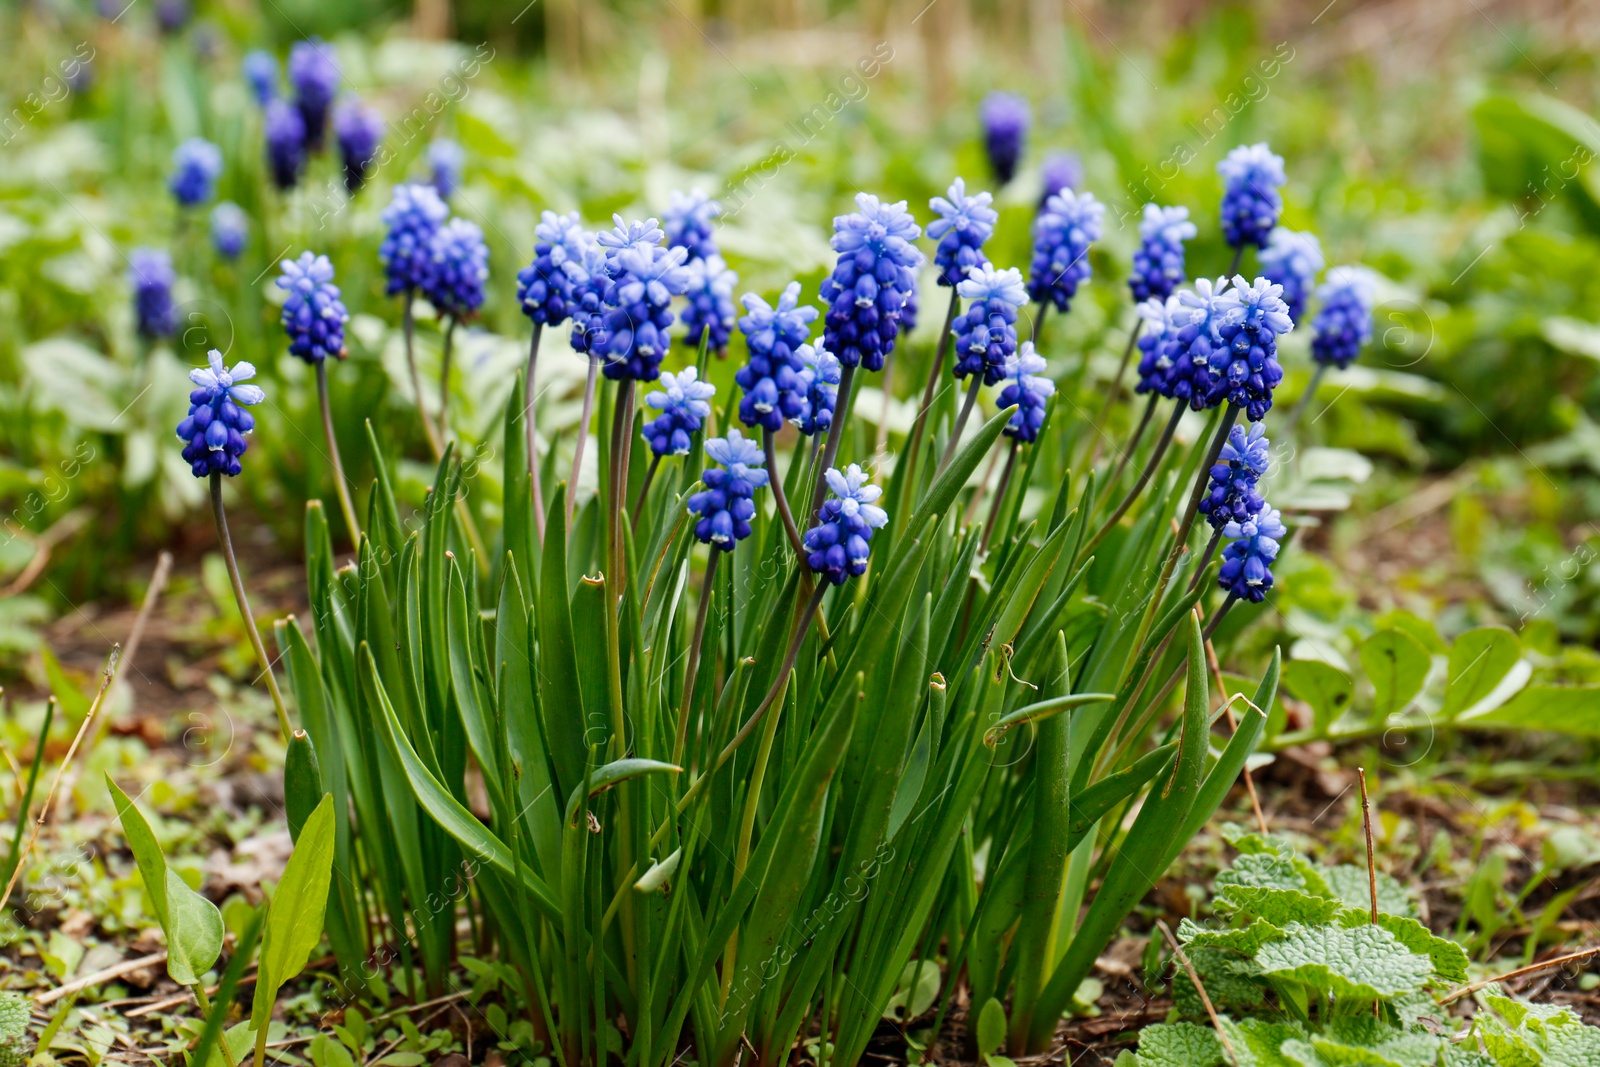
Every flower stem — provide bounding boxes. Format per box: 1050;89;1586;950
568;356;599;529
437;315;456;447
315;360;361;546
631;453;661;535
525;322;546;543
1084;318;1146;468
901;289;962;504
1031;301;1051;346
765;429;805;557
210;473;291;741
807;362;856;523
980;439;1020;553
671;549;720;767
715;581;826;772
937;373;984;475
403;289;443;461
1228;244;1244;277
1081;399;1183;558
1280;363;1327;440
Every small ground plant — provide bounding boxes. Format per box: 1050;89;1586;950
1133;830;1600;1066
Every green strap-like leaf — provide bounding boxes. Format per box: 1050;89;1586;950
252;794;336;1030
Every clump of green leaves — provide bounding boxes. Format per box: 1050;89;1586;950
1132;831;1600;1066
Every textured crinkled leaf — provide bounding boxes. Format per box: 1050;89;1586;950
1174;946;1266;1017
1225;830;1301;858
1216;884;1351;927
1542;1019;1600;1067
1320;1017;1445;1067
1217;853;1319;895
1136;1022;1225;1067
1219;1017;1305;1067
1369;914;1468;984
1321;864;1416;918
1253;923;1434;1000
1178;917;1286;956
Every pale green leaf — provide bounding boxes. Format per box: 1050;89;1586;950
1137;1022;1224;1067
1442;628;1521;718
1360;629;1431;720
1253;923;1433;1000
252;795;336;1030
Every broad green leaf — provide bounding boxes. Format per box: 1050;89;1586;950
1283;659;1353;733
106;775;224;987
1370;913;1469;985
882;960;940;1022
1137;1022;1225;1067
1320;864;1415;919
975;998;1007;1057
252;795;336;1030
1360;629;1430;720
163;868;224;989
1441;628;1521;718
1214;884;1349;927
1253;923;1434;1000
1463;685;1600;736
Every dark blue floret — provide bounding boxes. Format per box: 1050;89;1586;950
243;50;277;105
804;465;889;585
176;350;266;478
998;342;1055;444
679;255;738;355
1038;152;1082;209
643;368;716;457
687;430;768;550
379;183;449;296
927;179;997;288
518;210;586;328
169;138;222;207
1259;228;1323;325
129;248;176;340
951;265;1028;386
264;100;307;190
277;252;348;364
1199;423;1270;531
423;218;490;320
663;190;721;263
288;39;339;151
736;282;817;432
1027;189;1104;312
1218;506;1286;603
593;217;690;382
980;92;1029;186
819;193;924;372
335;103;383;193
211;203;247;259
1217;143;1286;250
793;343;841;436
429;140;464;200
1311;267;1376;370
1129;204;1197;304
1205;276;1293;421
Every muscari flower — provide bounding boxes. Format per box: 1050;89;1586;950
429;139;464;200
517;210;586;327
1218;504;1286;603
276;251;348;363
1258;228;1323;324
680;254;738;355
288;39;339;151
335;102;383;194
211;202;248;259
169;137;222;207
129;248;176;340
663;189;721;263
688;429;769;550
819;193;925;372
643;366;716;456
379;183;449;296
804;464;889;586
563;238;610;356
176;350;264;478
736;282;817;432
899;275;920;333
980;92;1029;186
1199;422;1269;531
594;217;691;381
1218;143;1286;250
1129;204;1197;304
243;50;277;105
1208;275;1293;420
264;99;307;190
156;0;189;34
927;178;997;288
1133;296;1176;397
423;218;490;321
794;342;840;436
1137;278;1238;409
951;264;1028;385
998;341;1054;444
1028;188;1104;312
1311;266;1377;370
1039;152;1083;209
